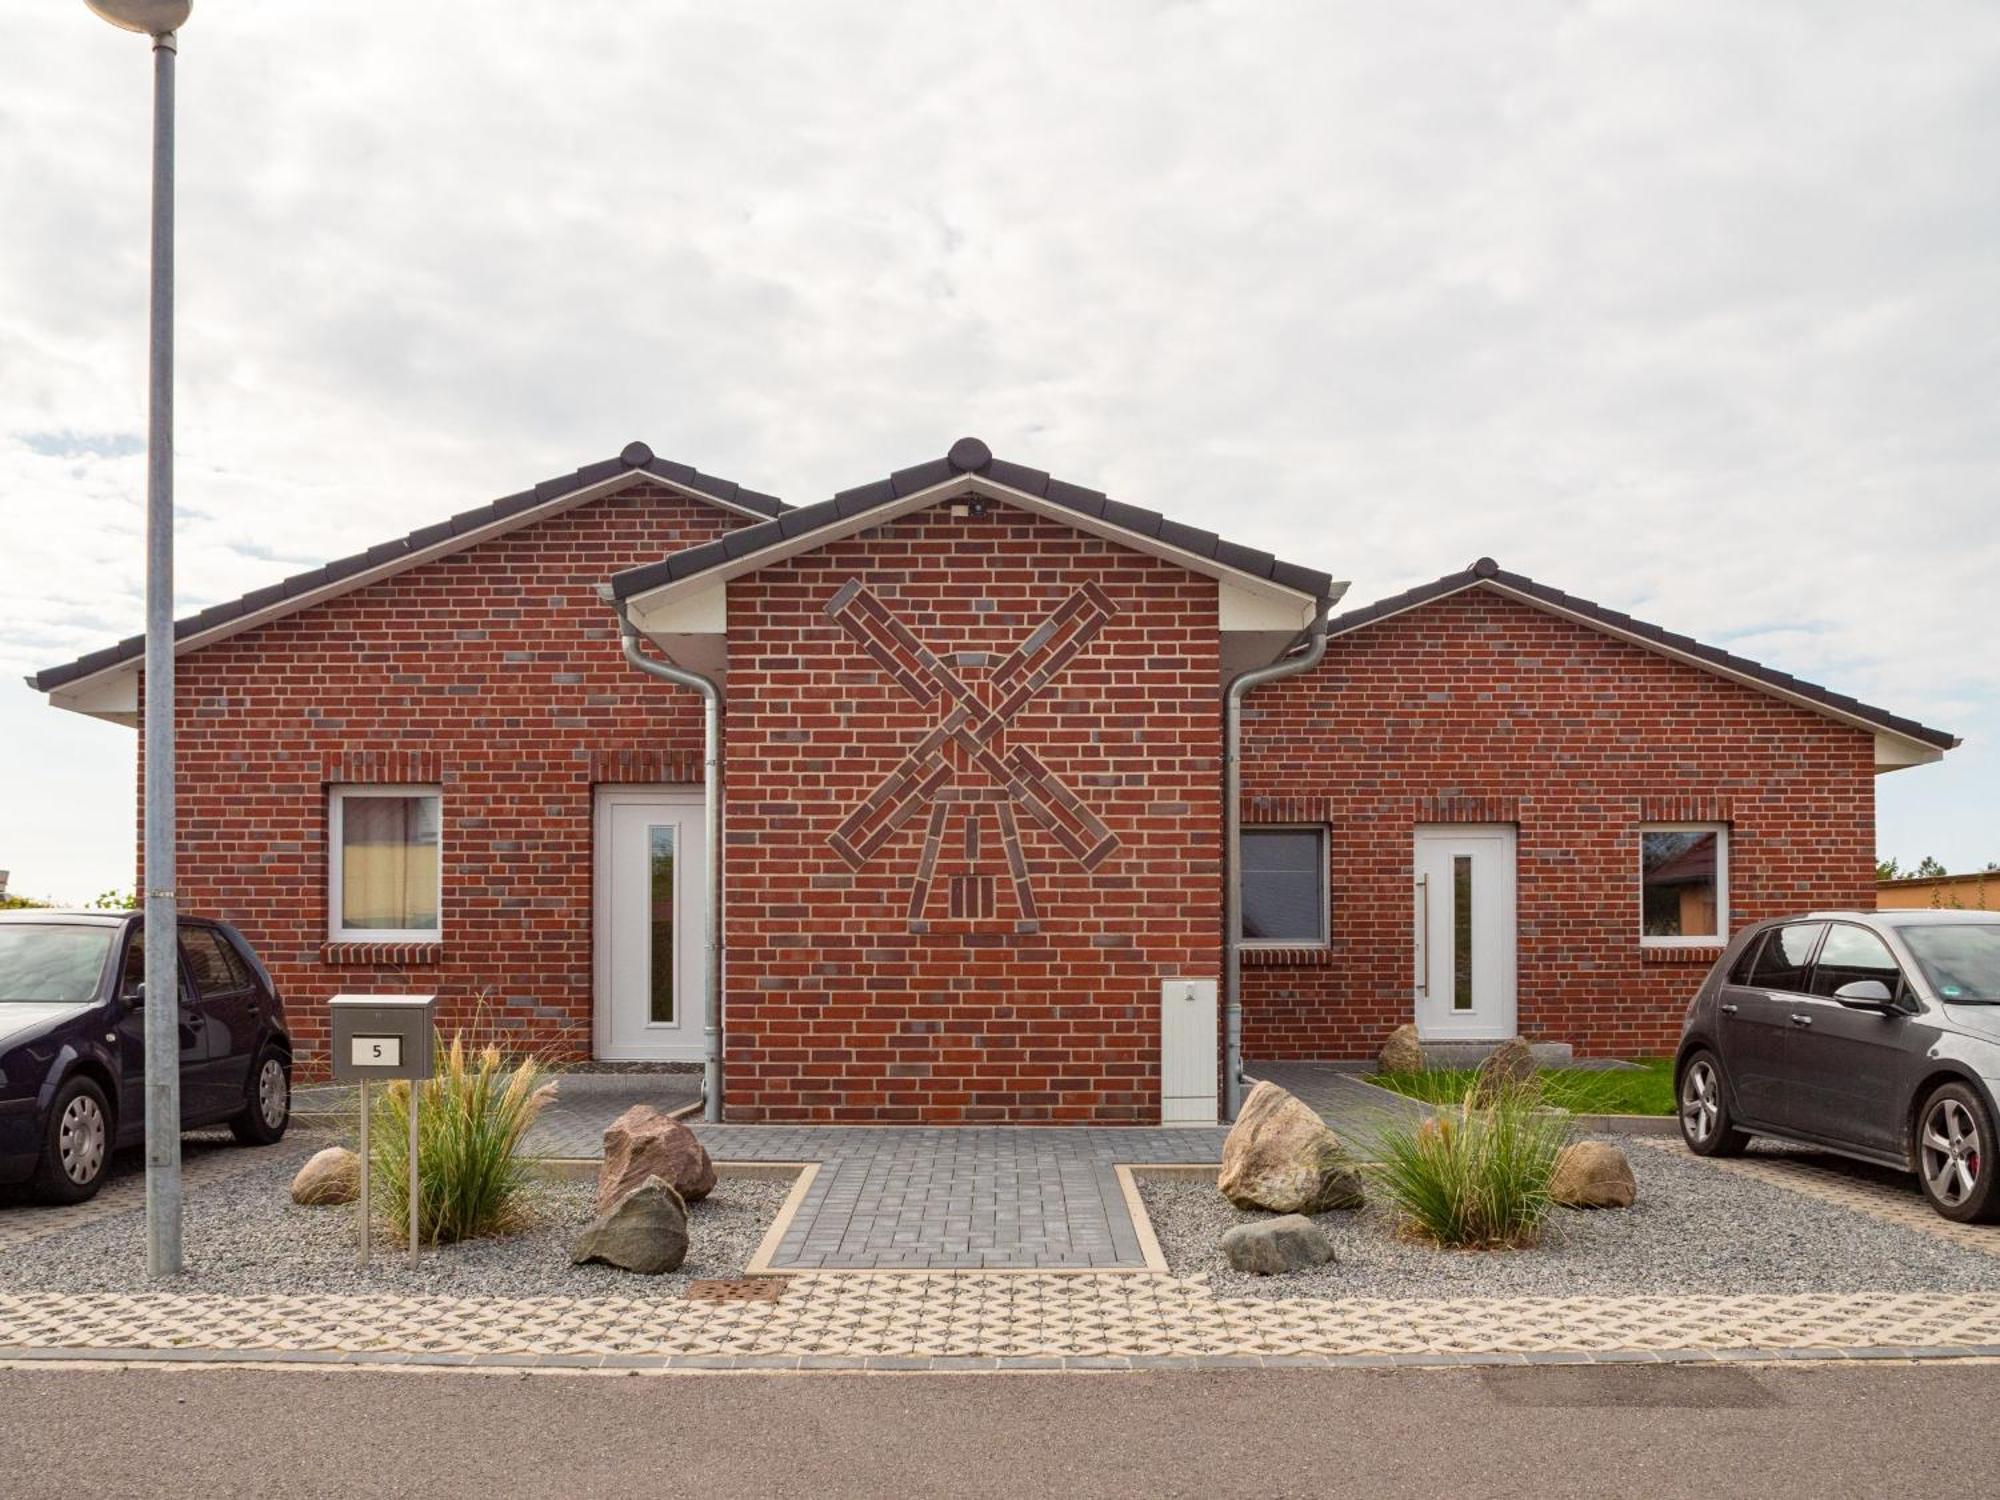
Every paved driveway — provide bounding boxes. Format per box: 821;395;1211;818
696;1125;1226;1271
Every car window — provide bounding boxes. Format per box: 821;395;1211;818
1900;924;2000;1004
1809;924;1904;999
0;925;117;1004
180;926;247;998
1746;922;1824;993
119;937;144;996
1727;932;1768;984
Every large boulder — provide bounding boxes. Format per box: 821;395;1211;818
1220;1214;1337;1276
1549;1141;1637;1209
1218;1081;1365;1214
1470;1036;1539;1108
290;1146;360;1206
1377;1024;1424;1074
597;1104;715;1212
571;1175;691;1274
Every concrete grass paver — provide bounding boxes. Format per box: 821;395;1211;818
8;1111;2000;1369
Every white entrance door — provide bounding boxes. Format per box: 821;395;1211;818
593;787;706;1062
1413;824;1517;1040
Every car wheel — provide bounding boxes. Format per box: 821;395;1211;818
1678;1050;1749;1157
229;1046;291;1146
1915;1082;2000;1224
32;1076;113;1205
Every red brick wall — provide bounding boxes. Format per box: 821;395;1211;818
1240;586;1877;1061
142;483;737;1075
721;497;1222;1122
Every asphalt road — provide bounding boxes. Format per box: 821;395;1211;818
2;1360;1994;1498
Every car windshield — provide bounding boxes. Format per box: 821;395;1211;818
1901;924;2000;1004
0;925;116;1004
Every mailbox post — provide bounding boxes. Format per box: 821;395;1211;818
329;995;437;1269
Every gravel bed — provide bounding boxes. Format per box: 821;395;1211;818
0;1143;791;1298
1138;1147;2000;1300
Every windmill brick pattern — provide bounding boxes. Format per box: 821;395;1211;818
724;499;1222;1123
824;575;1121;928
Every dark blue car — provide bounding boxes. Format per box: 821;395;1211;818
0;910;293;1203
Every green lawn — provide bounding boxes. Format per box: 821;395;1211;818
1370;1057;1679;1116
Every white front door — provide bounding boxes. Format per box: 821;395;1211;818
1413;824;1517;1040
593;787;706;1062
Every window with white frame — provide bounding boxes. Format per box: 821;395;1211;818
1639;824;1728;945
1241;826;1329;946
329;786;442;942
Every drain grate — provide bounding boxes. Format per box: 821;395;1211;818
685;1278;786;1303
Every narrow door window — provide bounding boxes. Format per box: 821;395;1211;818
1452;854;1474;1011
649;824;676;1024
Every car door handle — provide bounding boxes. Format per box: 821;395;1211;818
1719;1003;1739;1014
1790;1013;1813;1027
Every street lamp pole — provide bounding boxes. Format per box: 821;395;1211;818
84;0;193;1279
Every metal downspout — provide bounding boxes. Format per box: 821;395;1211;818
615;607;724;1123
1222;603;1330;1121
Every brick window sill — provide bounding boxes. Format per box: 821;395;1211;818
1241;946;1335;968
321;941;445;967
1640;945;1724;966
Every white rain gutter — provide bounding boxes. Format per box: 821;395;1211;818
613;603;724;1122
1222;603;1331;1120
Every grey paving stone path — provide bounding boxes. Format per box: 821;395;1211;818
1243;1060;1432;1152
693;1125;1230;1271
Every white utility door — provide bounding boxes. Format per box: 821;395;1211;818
593;787;706;1062
1161;978;1219;1125
1413;824;1517;1040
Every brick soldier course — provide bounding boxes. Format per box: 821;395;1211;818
30;441;1959;1121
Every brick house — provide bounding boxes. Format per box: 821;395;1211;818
31;439;1958;1123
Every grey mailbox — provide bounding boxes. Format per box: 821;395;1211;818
329;994;437;1270
329;994;437;1083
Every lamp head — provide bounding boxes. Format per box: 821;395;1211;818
83;0;191;35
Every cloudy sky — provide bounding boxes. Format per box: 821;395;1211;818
1;0;1995;902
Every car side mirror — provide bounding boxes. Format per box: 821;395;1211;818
1833;979;1896;1013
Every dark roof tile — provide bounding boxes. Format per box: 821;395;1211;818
1042;478;1108;518
1213;538;1277;576
1098;498;1163;538
31;447;781;693
405;519;455;551
1157;518;1220;555
1326;561;1958;751
608;440;1336;606
890;458;955;498
666;539;730;580
983;459;1050;496
721;524;773;560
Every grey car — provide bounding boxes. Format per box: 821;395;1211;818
1676;909;2000;1223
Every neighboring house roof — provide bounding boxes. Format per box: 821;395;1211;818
28;443;783;701
607;437;1338;608
1327;556;1960;758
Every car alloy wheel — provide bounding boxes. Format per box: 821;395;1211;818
257;1056;289;1130
1681;1058;1722;1145
58;1092;108;1186
1920;1095;1984;1210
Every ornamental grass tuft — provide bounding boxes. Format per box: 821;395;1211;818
1367;1075;1575;1250
368;1034;558;1247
